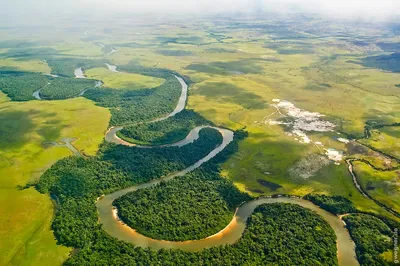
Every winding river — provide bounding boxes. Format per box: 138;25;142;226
104;74;188;145
98;70;359;266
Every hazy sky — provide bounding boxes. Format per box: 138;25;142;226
1;0;399;21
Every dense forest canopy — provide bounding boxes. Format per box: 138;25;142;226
114;166;251;241
118;110;209;145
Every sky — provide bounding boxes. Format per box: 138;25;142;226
1;0;399;22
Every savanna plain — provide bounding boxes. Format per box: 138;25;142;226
0;14;399;266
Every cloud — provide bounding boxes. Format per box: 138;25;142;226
1;0;399;21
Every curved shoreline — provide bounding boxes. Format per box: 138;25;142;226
32;78;102;101
98;189;358;266
97;69;359;265
74;67;86;78
104;75;188;146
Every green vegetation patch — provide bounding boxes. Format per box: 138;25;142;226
350;53;400;73
118;110;208;145
204;48;236;53
45;57;106;77
304;82;332;91
0;47;58;59
64;203;338;265
343;214;395;266
304;194;357;215
353;161;400;214
85;63;183;126
40;78;96;100
38;128;223;197
0;110;36;150
156;49;194;56
266;42;314;54
194;82;267;109
155;36;204;45
186;59;265;75
114;167;250;241
0;71;50;101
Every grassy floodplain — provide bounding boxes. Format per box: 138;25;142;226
84;67;164;89
353;161;400;213
0;15;399;265
0;91;110;265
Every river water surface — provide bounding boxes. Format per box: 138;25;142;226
97;67;359;266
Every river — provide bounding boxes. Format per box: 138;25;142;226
98;71;359;266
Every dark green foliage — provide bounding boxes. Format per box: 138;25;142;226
0;47;58;58
85;63;183;126
157;50;194;56
352;53;400;73
114;167;251;241
40;78;97;100
0;71;50;101
155;36;203;45
38;128;223;197
63;204;337;266
205;48;235;53
37;126;338;265
45;57;106;77
118;110;209;145
265;42;314;54
0;40;43;49
343;214;395;266
100;128;222;179
186;59;265;75
304;194;357;215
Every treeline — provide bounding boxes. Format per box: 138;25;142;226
114;165;251;241
306;194;400;265
118;110;209;145
36;126;339;265
304;194;357;215
45;57;106;77
38;127;223;197
84;74;182;126
0;71;50;101
343;214;396;266
64;203;338;266
40;78;97;100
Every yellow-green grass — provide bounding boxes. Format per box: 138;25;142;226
183;49;400;219
84;67;164;89
53;41;103;57
0;58;51;74
0;97;110;266
353;161;400;214
360;127;400;159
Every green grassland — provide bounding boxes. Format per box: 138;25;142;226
359;126;400;160
353;161;400;213
0;16;399;265
0;93;110;266
84;67;164;89
0;58;51;73
76;18;399;218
